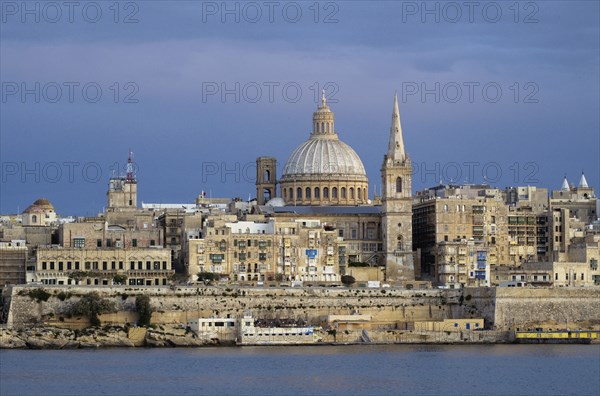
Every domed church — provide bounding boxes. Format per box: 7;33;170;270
255;93;415;283
258;93;369;206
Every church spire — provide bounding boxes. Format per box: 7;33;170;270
561;175;570;190
388;92;405;161
579;171;589;188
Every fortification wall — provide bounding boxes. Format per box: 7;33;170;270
4;285;599;331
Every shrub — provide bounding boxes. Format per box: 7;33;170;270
27;288;51;302
113;274;127;285
56;291;71;301
70;292;116;327
197;272;220;284
135;295;153;327
341;275;356;286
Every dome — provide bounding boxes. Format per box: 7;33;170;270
278;95;369;206
282;136;366;178
33;198;54;211
23;198;54;214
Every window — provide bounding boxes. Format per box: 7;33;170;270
350;188;354;199
150;240;156;246
111;261;116;270
289;188;293;199
106;239;112;248
119;261;123;270
73;238;85;248
555;273;558;280
396;177;402;193
102;262;107;270
50;262;55;270
323;187;329;198
305;187;311;199
58;262;63;271
297;187;302;199
42;262;47;270
132;239;137;247
75;262;80;270
314;187;320;199
341;187;346;199
130;261;135;270
96;239;102;248
332;187;338;199
358;188;362;200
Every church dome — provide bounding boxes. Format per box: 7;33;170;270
279;93;369;206
282;136;366;178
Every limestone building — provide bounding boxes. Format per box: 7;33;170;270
255;94;416;284
35;246;173;286
186;218;342;283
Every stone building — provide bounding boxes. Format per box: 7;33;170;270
435;240;490;288
21;198;57;226
0;240;27;285
255;94;416;284
35;246;173;286
186;218;342;283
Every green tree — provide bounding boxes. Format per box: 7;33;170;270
113;274;127;285
197;272;220;284
70;292;116;327
135;295;153;327
341;275;356;286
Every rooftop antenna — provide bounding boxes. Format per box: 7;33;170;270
126;149;135;181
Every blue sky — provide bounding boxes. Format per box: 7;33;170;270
1;1;599;215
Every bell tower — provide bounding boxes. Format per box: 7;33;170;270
107;151;138;210
256;157;277;205
381;94;414;283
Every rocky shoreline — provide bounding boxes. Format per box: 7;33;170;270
0;325;227;349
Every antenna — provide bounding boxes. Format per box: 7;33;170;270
126;149;135;181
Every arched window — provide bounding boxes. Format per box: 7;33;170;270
350;187;355;199
341;187;346;199
264;170;270;182
263;188;271;203
305;187;311;199
444;204;448;212
314;187;320;199
358;188;362;199
283;189;287;199
396;177;402;193
289;188;293;199
297;187;302;199
321;122;325;133
364;189;367;201
323;187;329;198
332;187;338;198
397;235;403;250
32;215;37;223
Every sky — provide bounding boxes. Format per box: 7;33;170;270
1;0;599;216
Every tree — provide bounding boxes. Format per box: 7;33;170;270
197;272;220;284
70;292;116;327
341;275;356;286
113;274;127;285
135;295;153;327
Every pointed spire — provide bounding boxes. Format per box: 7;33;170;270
387;92;405;161
561;175;570;190
321;89;326;107
579;171;589;188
